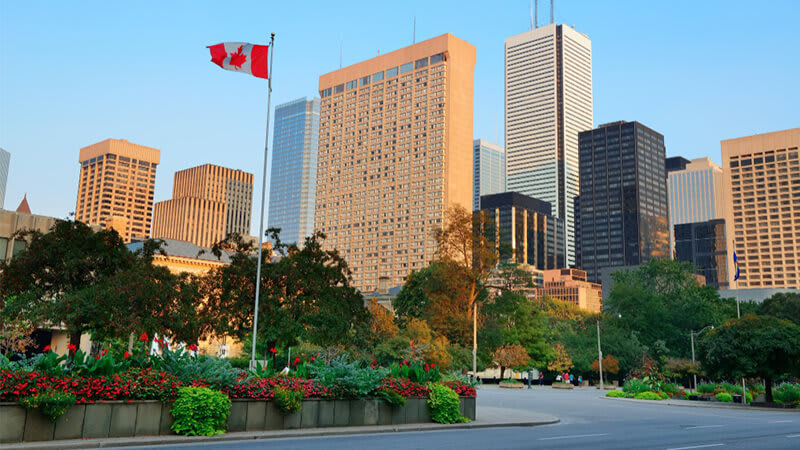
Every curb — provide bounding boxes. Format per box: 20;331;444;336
601;395;800;412
3;417;560;449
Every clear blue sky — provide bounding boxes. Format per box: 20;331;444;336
1;0;798;234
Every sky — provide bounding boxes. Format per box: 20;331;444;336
1;0;798;235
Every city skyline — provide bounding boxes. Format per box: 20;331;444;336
2;1;798;234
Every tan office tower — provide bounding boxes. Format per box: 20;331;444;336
152;164;253;248
75;139;160;243
316;34;475;291
722;128;800;289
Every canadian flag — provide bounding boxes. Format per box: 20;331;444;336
207;42;269;79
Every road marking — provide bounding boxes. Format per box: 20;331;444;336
667;444;724;450
685;425;725;430
787;434;800;438
538;433;609;441
770;420;792;423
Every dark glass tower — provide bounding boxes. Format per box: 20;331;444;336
578;121;669;282
674;219;728;289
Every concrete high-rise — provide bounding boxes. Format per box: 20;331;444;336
578;121;669;282
472;140;505;211
0;148;9;209
75;139;160;243
505;23;593;267
152;164;253;248
722;128;800;289
667;157;725;256
316;34;476;291
267;97;320;245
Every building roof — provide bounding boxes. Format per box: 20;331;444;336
479;191;552;215
16;194;30;214
127;238;234;264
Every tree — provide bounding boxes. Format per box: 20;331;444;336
591;354;620;382
392;267;433;325
493;344;531;379
547;343;573;373
0;220;135;352
759;293;800;326
366;299;399;344
483;291;551;368
700;314;800;402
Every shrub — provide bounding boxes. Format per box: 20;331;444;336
605;390;626;398
273;385;303;415
377;388;406;407
390;360;441;384
658;391;670;400
663;383;681;396
306;356;387;399
697;383;716;394
19;389;76;422
442;380;477;398
715;392;733;403
634;391;663;400
713;384;728;395
774;383;800;404
427;384;467;424
170;387;231;436
720;382;742;395
623;378;650;395
378;377;430;398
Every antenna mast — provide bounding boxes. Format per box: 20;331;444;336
550;0;554;24
535;0;539;28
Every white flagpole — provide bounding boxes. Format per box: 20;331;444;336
251;32;275;369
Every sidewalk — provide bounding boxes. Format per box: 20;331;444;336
4;407;559;450
603;395;800;412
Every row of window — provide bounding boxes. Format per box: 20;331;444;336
320;53;446;98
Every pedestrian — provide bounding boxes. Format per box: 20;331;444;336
568;373;573;384
556;374;562;382
578;375;583;386
539;372;544;386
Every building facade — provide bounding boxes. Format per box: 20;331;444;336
0;148;9;209
152;164;253;248
721;128;800;289
505;23;593;267
316;34;476;291
536;268;602;313
667;157;724;256
472;139;505;210
267;97;320;245
479;192;565;270
75;139;160;243
674;219;728;288
578;121;669;282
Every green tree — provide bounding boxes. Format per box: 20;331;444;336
700;314;800;402
392;266;433;325
0;220;135;352
483;291;551;368
759;292;800;326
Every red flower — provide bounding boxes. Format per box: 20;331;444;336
95;355;101;360
269;347;277;354
293;357;301;365
139;333;148;341
67;344;77;352
188;344;198;352
310;356;315;361
43;345;51;352
430;363;436;369
123;351;131;358
424;364;430;372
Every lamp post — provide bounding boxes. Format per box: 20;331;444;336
690;325;714;392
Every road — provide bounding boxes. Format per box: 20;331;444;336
116;386;800;449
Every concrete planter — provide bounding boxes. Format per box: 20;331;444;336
1;396;477;443
499;382;524;389
552;383;574;389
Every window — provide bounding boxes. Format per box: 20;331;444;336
400;62;413;74
415;57;428;69
346;80;357;90
386;67;398;78
321;88;332;98
359;75;370;86
12;240;26;257
430;52;444;64
372;71;384;82
334;84;344;94
0;237;7;261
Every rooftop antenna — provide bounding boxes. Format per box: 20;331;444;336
413;14;416;44
550;0;554;24
530;0;533;30
535;0;539;28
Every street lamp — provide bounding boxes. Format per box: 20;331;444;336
690;325;714;392
597;313;621;390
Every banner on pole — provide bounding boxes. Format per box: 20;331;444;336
207;42;269;79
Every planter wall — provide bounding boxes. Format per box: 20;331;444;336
1;397;477;443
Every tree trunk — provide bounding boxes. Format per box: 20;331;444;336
765;376;773;403
500;366;506;380
127;333;135;353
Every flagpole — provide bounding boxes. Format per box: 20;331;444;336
251;32;275;369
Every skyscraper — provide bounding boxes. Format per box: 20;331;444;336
0;148;9;209
267;97;320;245
674;219;728;288
316;34;476;291
75;139;160;243
578;121;669;282
667;157;725;256
722;128;800;289
472;139;505;211
505;23;593;267
152;164;253;248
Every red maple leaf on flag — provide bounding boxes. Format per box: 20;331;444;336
228;45;247;68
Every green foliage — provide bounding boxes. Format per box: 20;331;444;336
774;383;800;404
273;385;303;415
151;347;237;388
658;391;670;400
634;391;664;400
759;293;800;326
715;392;733;403
697;383;717;394
390;360;440;384
306;355;387;398
19;389;76;422
69;349;129;377
393;267;433;324
170;387;231;436
427;384;468;424
377;388;406;407
441;370;479;388
605;390;627;398
32;351;69;376
623;379;651;395
482;291;552;369
720;382;742;395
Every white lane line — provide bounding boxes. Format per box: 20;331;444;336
667;444;724;450
770;420;792;423
787;434;800;438
537;433;609;441
685;425;725;430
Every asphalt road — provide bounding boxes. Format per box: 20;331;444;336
116;387;800;449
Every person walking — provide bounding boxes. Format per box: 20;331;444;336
539;372;544;386
578;375;583;386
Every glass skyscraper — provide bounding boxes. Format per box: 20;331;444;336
578;121;669;282
472;139;505;211
267;97;320;246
